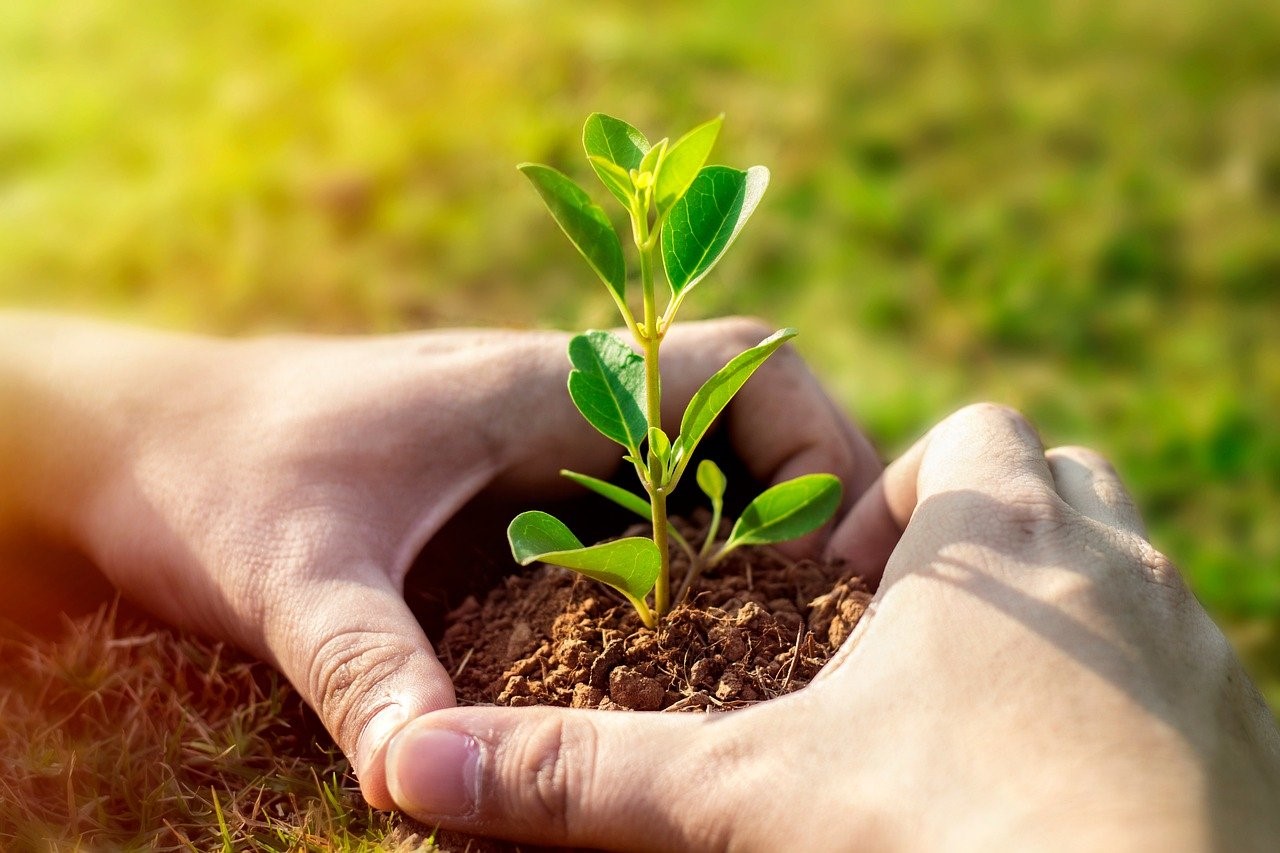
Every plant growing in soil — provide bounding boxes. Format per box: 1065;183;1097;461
508;113;841;628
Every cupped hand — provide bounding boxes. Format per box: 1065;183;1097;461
386;403;1280;850
36;315;878;810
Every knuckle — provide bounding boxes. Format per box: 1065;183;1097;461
507;716;596;835
707;316;779;367
938;402;1042;459
306;629;415;752
1048;444;1117;475
985;486;1074;545
952;401;1029;432
1047;531;1189;613
1099;479;1139;519
1131;539;1189;602
714;315;773;346
962;481;1075;555
1046;446;1142;523
818;427;857;480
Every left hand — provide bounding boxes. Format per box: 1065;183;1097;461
0;313;882;810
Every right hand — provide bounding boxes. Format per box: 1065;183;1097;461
384;403;1280;851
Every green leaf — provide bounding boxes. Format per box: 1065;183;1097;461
697;458;728;559
672;328;796;476
567;331;647;453
696;459;726;505
638;138;667;182
661;165;769;297
560;470;652;519
583;113;650;206
587;155;635;206
654;115;722;213
508;511;660;601
724;474;842;549
648;426;671;466
509;509;582;562
518;163;626;302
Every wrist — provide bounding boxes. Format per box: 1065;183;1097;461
0;313;217;554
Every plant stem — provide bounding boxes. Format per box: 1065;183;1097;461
625;592;657;630
674;493;723;605
649;472;671;615
705;541;737;570
677;540;737;608
635;202;671;618
699;500;723;560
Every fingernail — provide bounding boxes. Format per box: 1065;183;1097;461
387;725;480;817
356;704;408;780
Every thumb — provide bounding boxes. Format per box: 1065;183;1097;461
265;566;456;810
825;402;1054;585
385;705;712;850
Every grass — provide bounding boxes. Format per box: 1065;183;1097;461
0;604;437;850
1;0;1277;844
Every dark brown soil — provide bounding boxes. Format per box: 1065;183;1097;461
438;515;870;712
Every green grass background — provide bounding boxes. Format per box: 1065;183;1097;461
2;0;1278;833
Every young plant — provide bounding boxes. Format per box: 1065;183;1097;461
507;113;841;628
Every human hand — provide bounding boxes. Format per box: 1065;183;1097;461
385;403;1280;850
0;313;880;811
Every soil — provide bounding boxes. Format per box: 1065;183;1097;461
439;513;871;713
405;455;872;853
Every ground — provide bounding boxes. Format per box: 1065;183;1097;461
1;0;1277;846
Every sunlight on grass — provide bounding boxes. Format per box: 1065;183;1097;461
1;0;1277;842
0;605;438;849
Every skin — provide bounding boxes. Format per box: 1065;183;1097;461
0;311;879;812
5;314;1277;849
385;404;1280;851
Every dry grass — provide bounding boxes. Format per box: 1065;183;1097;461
1;0;1277;844
0;602;438;851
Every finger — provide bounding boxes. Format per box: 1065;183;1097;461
385;705;709;850
826;402;1056;582
822;473;910;586
474;318;882;529
663;318;883;557
264;565;456;810
1046;445;1147;538
378;328;621;497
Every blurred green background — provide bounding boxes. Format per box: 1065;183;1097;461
2;0;1278;706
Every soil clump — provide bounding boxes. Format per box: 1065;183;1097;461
417;512;870;851
440;515;870;712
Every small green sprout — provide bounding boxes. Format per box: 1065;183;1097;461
507;113;841;628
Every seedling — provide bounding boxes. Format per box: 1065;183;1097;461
507;113;841;628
